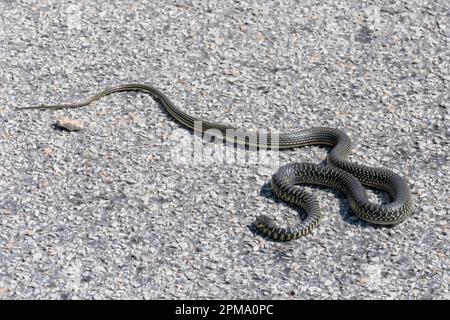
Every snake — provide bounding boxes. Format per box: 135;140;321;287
17;83;414;240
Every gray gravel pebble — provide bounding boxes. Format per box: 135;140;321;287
0;0;449;299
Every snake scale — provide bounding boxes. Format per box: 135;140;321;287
17;83;414;240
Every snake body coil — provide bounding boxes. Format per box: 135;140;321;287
18;83;414;240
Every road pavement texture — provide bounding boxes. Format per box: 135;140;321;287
0;0;448;299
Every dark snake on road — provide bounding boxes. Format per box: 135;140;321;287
17;83;414;240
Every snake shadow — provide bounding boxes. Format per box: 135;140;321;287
248;179;393;241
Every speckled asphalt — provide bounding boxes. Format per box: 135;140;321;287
0;0;449;299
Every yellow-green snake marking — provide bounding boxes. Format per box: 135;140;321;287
17;83;414;240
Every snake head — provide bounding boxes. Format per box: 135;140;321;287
254;215;277;238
